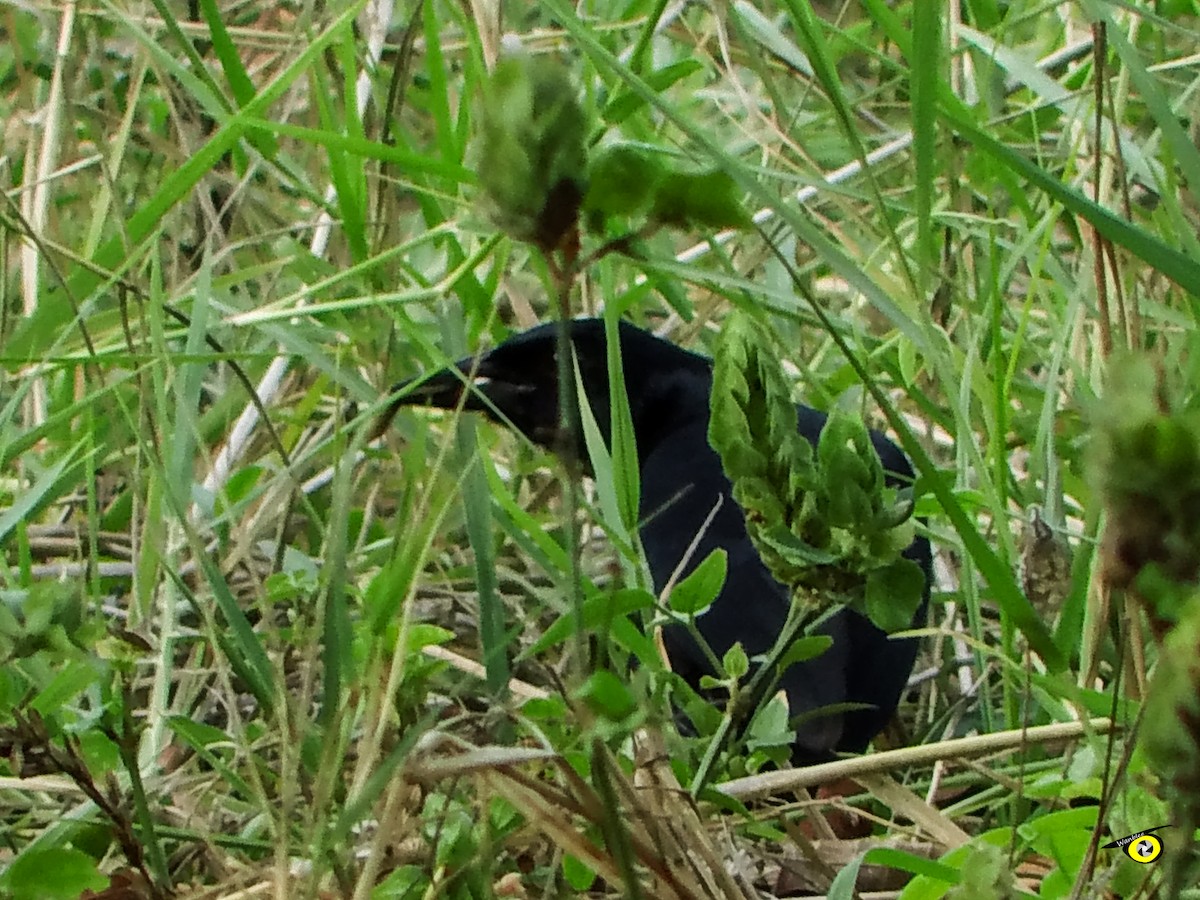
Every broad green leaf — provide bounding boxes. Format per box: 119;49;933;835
584;143;667;219
575;669;638;721
864;559;927;634
651;168;752;230
777;634;834;670
722;642;750;680
668;549;728;616
0;847;106;899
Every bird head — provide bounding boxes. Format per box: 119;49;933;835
388;318;712;463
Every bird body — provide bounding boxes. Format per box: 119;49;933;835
394;318;930;763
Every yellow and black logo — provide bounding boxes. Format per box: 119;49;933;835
1102;825;1169;864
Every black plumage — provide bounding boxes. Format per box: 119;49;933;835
392;318;930;763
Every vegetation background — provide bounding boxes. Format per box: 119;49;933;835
1;0;1199;897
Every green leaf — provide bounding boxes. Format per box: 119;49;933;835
528;588;657;658
602;58;703;124
0;847;107;899
171;559;276;715
604;312;642;541
168;716;257;802
876;490;916;530
197;0;276;157
943;841;1017;900
908;0;939;292
0;440;89;546
405;623;456;651
722;642;750;680
777;634;834;670
825;849;870;900
583;143;667;219
746;691;795;750
313;34;368;262
562;854;597;891
372;865;426;898
864;559;927;634
861;846;960;883
30;658;104;716
820;478;872;531
817;412;881;497
575;670;639;721
576;348;636;553
651;168;752;230
732;1;812;76
668;549;728;615
757;526;838;566
240;118;473;180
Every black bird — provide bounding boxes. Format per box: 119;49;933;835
391;318;930;764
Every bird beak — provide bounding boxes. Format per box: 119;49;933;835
372;361;474;437
394;365;473;409
384;355;538;422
